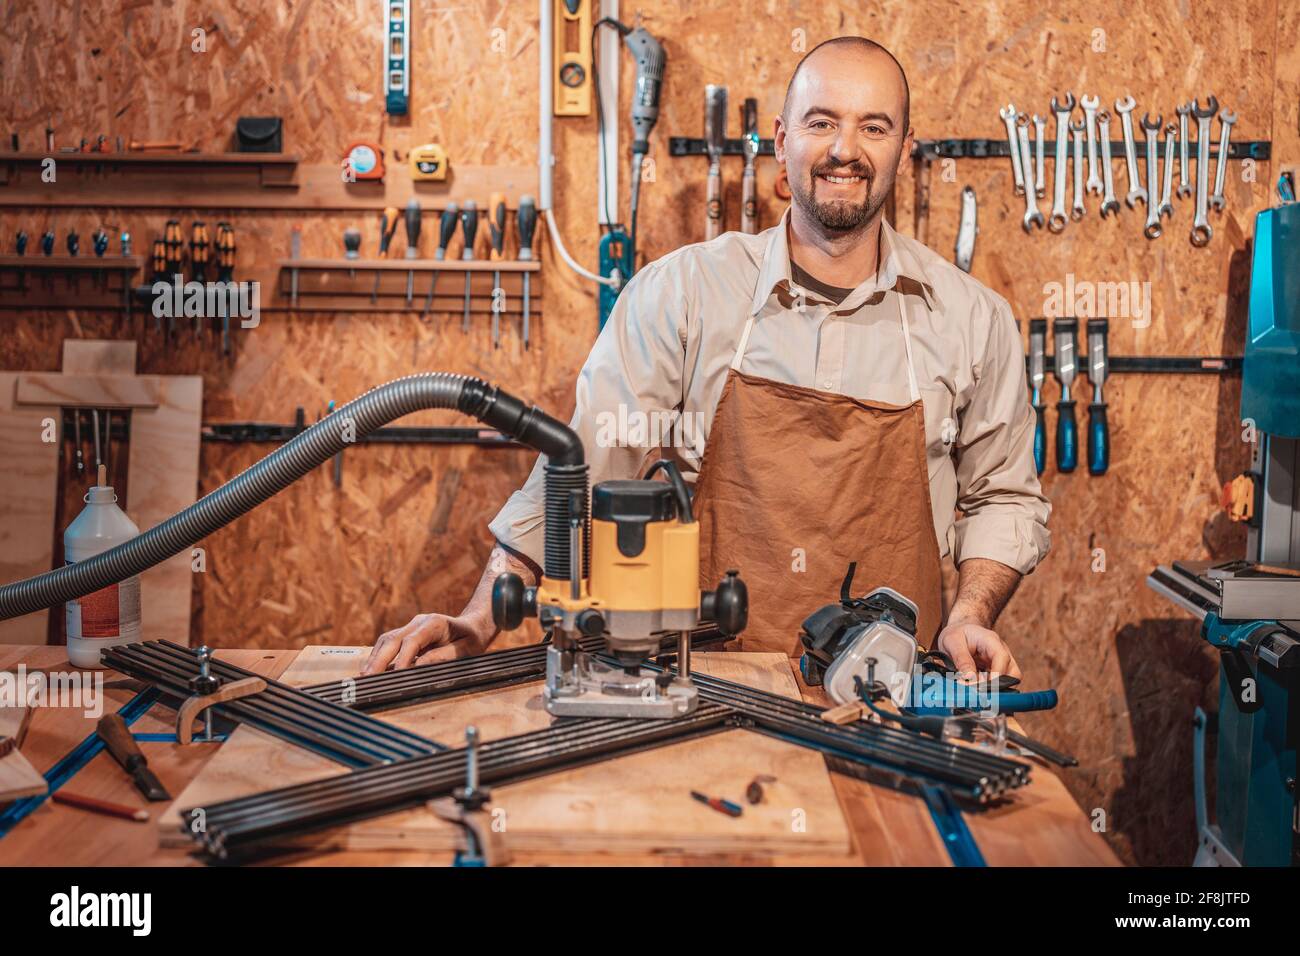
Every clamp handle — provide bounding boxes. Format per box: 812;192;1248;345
175;675;267;745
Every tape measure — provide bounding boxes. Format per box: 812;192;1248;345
344;141;385;181
410;143;448;181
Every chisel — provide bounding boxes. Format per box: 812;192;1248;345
460;199;478;332
704;85;728;239
741;97;759;234
97;713;171;801
422;203;459;320
487;192;506;348
403;197;421;304
1086;318;1109;475
1053;318;1079;473
1028;319;1046;475
517;195;537;350
372;206;399;303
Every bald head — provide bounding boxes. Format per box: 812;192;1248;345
782;37;910;136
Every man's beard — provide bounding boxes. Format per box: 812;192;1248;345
791;163;886;233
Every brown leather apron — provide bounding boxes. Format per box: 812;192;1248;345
694;291;944;656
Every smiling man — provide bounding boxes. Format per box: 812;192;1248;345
364;36;1050;678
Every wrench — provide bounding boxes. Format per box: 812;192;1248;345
1176;102;1193;197
1115;95;1146;208
1097;110;1120;217
1049;92;1075;233
1191;96;1218;246
1033;114;1047;198
1000;103;1025;196
1071;119;1086;220
1017;113;1044;230
1081;94;1103;195
1210;108;1237;212
1141;112;1163;239
1158;123;1176;221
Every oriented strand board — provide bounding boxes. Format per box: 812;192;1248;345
159;650;853;858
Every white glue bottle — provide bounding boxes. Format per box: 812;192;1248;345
64;465;143;668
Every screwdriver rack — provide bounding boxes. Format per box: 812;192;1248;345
274;258;542;315
0;254;143;312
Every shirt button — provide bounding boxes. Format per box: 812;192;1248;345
822;380;833;389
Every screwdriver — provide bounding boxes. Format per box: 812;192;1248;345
216;223;236;355
517;195;537;350
404;197;421;304
65;230;80;292
487;192;506;348
150;237;167;332
164;219;184;338
372;206;400;303
343;227;361;277
459;199;478;332
190;221;210;338
40;230;54;292
14;230;27;292
690;790;743;818
91;227;108;291
422;202;459;320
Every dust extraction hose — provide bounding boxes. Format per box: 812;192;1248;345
0;373;585;621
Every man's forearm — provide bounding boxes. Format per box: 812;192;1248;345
947;557;1022;630
459;543;541;640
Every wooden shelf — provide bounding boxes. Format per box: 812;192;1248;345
0;151;298;191
0;254;143;271
0;255;143;311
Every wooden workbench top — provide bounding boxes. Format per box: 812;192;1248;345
0;645;1119;867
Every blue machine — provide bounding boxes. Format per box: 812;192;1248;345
1148;201;1300;866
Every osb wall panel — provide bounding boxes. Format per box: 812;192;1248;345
3;1;1297;865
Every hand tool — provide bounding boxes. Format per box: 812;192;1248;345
384;0;410;115
1032;114;1047;198
150;236;167;332
128;140;185;151
14;230;27;290
371;206;399;303
1114;95;1146;208
1029;319;1047;475
343;227;361;277
704;85;728;239
96;712;170;801
163;219;183;337
91;409;101;471
1070;119;1086;221
691;790;743;817
1176;102;1193;197
1141;113;1163;239
487;192;506;347
216;223;236;354
190;221;210;337
955;186;977;271
91;227;108;290
51;791;149;822
1210;107;1237;212
1048;93;1073;232
1097;110;1121;217
1158;122;1177;221
119;231;131;255
746;774;775;804
45;116;54;152
517;195;537;349
553;0;592;115
343;141;384;181
103;409;112;476
72;408;84;474
429;725;509;866
1191;96;1218;246
403;197;422;304
1086;319;1109;476
40;229;54;292
1053;318;1079;472
741;97;759;234
459;199;478;331
1280;171;1297;203
288;222;302;307
621;23;665;264
999;103;1025;195
64;229;80;292
1016;114;1043;231
422;203;458;320
1081;94;1103;195
409;143;448;180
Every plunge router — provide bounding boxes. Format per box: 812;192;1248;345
493;460;748;718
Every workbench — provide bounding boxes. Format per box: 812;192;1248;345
0;644;1119;867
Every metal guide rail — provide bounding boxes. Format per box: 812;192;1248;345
102;640;440;767
104;639;1031;860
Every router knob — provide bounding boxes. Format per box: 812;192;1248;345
491;573;535;631
701;569;748;636
575;608;605;637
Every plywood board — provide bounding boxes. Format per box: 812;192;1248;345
0;704;45;801
159;650;853;858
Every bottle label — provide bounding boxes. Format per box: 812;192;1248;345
70;575;142;639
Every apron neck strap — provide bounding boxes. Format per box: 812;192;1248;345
732;291;922;403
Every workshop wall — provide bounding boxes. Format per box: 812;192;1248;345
3;0;1296;865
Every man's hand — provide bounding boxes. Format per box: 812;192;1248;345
934;621;1021;681
938;557;1024;680
361;543;538;675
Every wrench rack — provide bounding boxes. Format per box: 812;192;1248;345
104;636;1031;862
669;137;1272;162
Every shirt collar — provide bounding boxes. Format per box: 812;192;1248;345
749;207;937;316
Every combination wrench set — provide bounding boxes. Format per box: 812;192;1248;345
999;93;1238;245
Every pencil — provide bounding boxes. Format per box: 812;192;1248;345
52;790;150;822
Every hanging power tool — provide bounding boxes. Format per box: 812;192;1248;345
492;458;748;719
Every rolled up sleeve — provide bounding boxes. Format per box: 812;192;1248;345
487;258;687;567
950;298;1051;574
